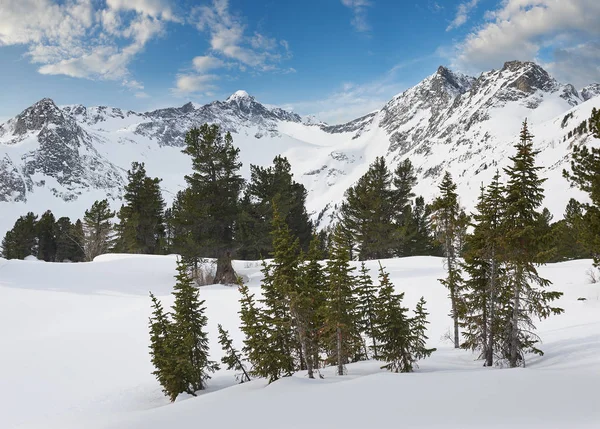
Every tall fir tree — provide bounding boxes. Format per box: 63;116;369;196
179;124;244;284
355;262;380;358
501;120;564;367
323;226;361;375
392;158;418;256
1;212;38;259
82;199;114;261
217;324;250;383
115;162;165;254
431;171;465;348
36;210;57;262
170;259;219;396
148;292;177;399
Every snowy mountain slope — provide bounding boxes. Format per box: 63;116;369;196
1;255;599;428
0;61;599;236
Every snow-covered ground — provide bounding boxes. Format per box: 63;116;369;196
1;255;599;428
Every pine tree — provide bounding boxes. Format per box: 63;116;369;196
298;234;327;373
82;199;114;261
238;156;312;259
115;162;165;254
217;324;250;383
355;262;380;358
148;292;177;399
36;210;57;262
170;259;218;396
410;297;436;362
374;263;412;372
392;158;418;256
55;217;84;262
501;120;564;367
1;212;38;259
431;172;465;348
180;124;244;284
339;156;396;260
323;226;361;375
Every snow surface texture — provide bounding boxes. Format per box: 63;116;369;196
1;61;600;236
1;255;599;428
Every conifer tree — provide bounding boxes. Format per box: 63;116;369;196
393;159;418;256
170;259;218;396
501;120;564;367
431;172;465;348
298;234;327;372
115;162;165;254
148;292;177;399
410;297;436;362
374;263;412;372
1;212;38;259
55;217;84;262
179;124;244;284
217;324;250;383
82;199;114;261
355;262;380;358
36;210;57;262
323;226;361;375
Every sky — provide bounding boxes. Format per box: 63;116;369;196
0;0;599;124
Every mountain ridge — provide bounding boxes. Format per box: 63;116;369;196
1;60;599;236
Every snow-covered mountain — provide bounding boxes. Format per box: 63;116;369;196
1;60;599;235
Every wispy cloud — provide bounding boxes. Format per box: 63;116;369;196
451;0;600;86
171;0;291;96
341;0;373;33
446;0;479;31
0;0;179;94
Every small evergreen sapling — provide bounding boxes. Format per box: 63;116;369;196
217;324;250;383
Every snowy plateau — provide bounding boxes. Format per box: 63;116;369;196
1;255;599;428
1;60;600;236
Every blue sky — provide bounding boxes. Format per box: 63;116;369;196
0;0;599;124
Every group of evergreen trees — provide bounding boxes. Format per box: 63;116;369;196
435;121;565;367
1;211;85;262
236;207;435;385
338;157;441;259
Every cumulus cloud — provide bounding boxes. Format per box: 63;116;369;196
447;0;479;31
341;0;372;33
453;0;600;86
0;0;178;93
172;74;218;96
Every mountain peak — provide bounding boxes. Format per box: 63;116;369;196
226;90;253;102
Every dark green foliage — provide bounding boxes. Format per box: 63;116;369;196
172;124;244;283
548;199;590;262
339;156;395;260
411;297;436;361
355;262;380;358
217;324;250;383
322;226;362;375
169;259;219;397
238;156;312;259
148;292;176;398
431;171;466;348
82;199;114;261
55;217;85;262
564;109;600;265
501;120;564;367
36;210;57;262
1;212;38;259
403;196;442;256
114;162;165;254
392;159;418;256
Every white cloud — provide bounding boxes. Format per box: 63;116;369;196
192;56;225;72
341;0;372;33
453;0;600;85
172;74;218;96
447;0;479;31
0;0;176;94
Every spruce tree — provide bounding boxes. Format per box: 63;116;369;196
323;226;361;375
148;292;177;399
431;172;465;348
217;324;250;383
115;162;165;254
355;262;380;358
82;199;114;261
392;158;418;256
501;120;564;367
170;259;218;396
410;297;436;362
180;124;244;284
54;217;84;262
1;212;38;259
36;210;57;262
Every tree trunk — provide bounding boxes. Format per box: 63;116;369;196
486;256;496;367
337;325;344;376
509;267;522;368
214;251;237;285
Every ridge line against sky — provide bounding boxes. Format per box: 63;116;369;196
0;0;599;124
